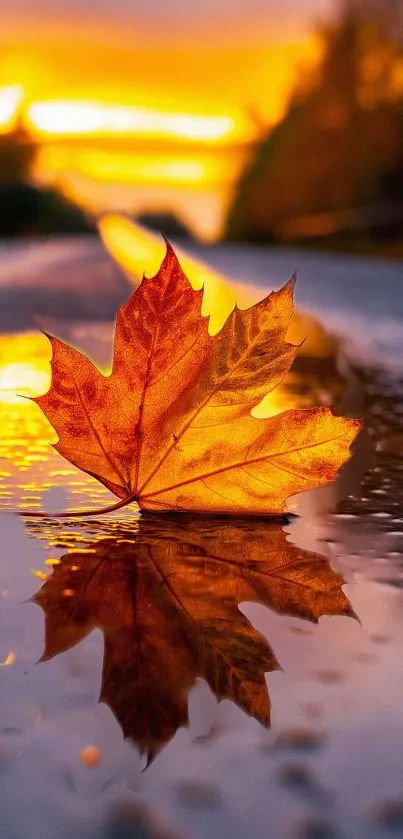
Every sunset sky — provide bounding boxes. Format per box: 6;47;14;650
0;0;332;120
1;0;332;44
0;0;334;238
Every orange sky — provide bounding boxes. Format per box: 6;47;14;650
0;1;330;239
1;40;321;128
0;1;332;46
0;0;327;124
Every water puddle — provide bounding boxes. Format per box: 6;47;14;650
0;319;402;838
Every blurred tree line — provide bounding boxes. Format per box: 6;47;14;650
0;116;92;237
226;0;403;253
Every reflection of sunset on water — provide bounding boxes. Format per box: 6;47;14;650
0;333;52;403
0;325;339;518
0;333;111;513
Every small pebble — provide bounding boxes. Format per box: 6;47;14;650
80;746;102;767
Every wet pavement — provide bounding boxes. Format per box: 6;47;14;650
0;236;402;839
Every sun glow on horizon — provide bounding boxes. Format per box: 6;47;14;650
0;361;50;404
0;83;253;232
0;32;319;240
0;85;24;133
41;147;230;187
0;335;51;405
26;100;244;144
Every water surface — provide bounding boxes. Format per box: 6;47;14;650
0;240;402;839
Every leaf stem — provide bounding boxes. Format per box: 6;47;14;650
15;493;138;519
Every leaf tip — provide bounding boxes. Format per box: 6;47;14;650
161;234;178;264
16;392;36;403
39;328;55;342
348;416;364;439
161;232;172;249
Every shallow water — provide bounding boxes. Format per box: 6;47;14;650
0;240;402;839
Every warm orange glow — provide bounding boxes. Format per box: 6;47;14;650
98;216;333;421
0;244;341;522
34;144;248;240
99;214;246;334
0;333;118;516
32;240;360;515
46;149;223;187
31;569;49;581
0;27;321;241
0;85;24;133
27;100;240;143
0;36;319;128
99;215;314;423
0;652;16;667
0;361;50;404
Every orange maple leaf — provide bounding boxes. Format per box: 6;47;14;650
32;244;361;515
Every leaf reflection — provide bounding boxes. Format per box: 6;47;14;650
32;516;355;759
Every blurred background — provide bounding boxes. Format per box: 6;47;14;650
1;0;403;253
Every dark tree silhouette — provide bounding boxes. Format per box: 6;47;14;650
0;115;36;184
0;113;93;237
226;0;403;250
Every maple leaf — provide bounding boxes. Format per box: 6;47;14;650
33;244;361;515
32;516;355;757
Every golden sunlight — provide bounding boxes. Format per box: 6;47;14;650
27;100;242;144
0;652;16;667
99;214;289;418
0;362;50;403
0;34;320;242
0;335;51;404
98;215;334;421
0;85;24;133
100;214;241;333
55;149;223;187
